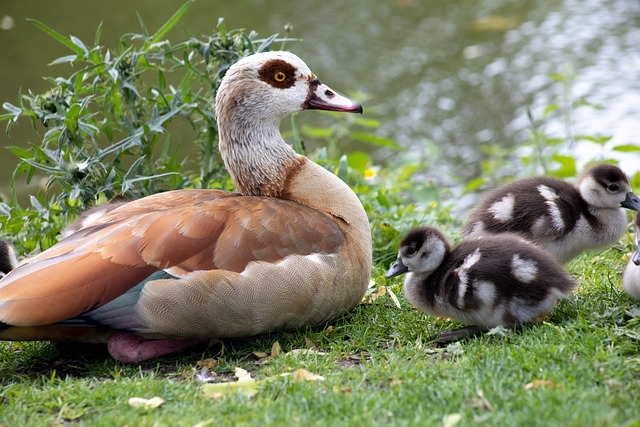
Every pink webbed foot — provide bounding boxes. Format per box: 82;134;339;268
107;332;210;363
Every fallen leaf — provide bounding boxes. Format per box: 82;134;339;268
202;367;258;399
128;396;165;410
525;379;556;390
443;413;462;427
202;380;259;399
234;367;253;382
362;280;387;304
196;358;217;369
252;351;268;359
292;368;325;382
387;287;401;309
271;341;282;358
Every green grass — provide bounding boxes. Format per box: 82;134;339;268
1;246;640;427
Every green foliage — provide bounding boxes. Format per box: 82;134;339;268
465;66;640;194
0;2;293;253
0;2;454;259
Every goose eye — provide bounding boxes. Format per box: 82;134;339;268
607;183;620;192
405;247;417;256
274;71;287;82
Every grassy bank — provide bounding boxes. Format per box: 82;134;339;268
1;243;639;426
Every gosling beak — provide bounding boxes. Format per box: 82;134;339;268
305;79;363;113
621;192;640;210
385;258;409;279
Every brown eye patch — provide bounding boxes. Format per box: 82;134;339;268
258;59;297;89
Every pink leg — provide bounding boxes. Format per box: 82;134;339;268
107;332;209;363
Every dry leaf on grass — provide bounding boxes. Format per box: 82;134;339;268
128;396;165;410
525;379;558;390
443;413;462;427
196;358;218;369
292;368;325;382
271;341;282;358
234;367;253;382
202;368;258;399
386;287;401;309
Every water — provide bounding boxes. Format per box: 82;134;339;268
1;0;639;200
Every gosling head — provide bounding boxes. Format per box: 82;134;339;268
385;227;450;278
578;164;640;210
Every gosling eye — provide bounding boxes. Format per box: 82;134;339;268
607;183;620;192
405;246;417;257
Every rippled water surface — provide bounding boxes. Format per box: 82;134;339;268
1;0;638;196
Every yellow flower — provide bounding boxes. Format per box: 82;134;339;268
429;201;439;209
364;167;377;180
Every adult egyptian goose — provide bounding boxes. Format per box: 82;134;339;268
622;213;640;300
462;164;640;263
0;51;372;362
386;227;578;341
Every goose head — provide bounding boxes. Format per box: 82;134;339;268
385;227;450;278
578;164;640;210
214;51;362;197
215;51;361;125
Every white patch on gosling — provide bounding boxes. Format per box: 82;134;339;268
454;248;482;307
546;201;565;231
538;185;558;201
488;194;515;222
511;254;538;283
538;184;565;231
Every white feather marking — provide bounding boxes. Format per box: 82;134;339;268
538;184;558;201
546;200;565;231
488;194;515;222
454;248;482;308
538;184;565;231
511;254;538;283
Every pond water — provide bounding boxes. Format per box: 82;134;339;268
1;0;639;201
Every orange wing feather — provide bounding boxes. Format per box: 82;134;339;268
0;189;345;326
